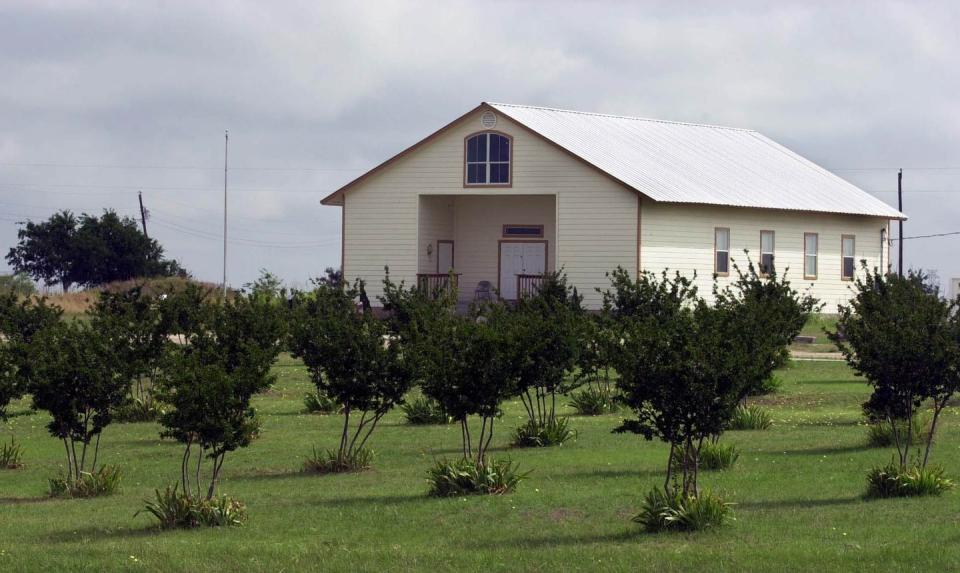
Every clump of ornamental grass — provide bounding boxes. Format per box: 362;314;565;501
865;413;933;448
1;437;24;469
729;405;773;430
568;386;619;415
426;458;527;497
113;396;164;423
511;416;576;448
138;484;247;529
865;462;954;499
303;391;341;415
48;465;123;498
672;441;740;471
401;396;452;425
633;488;733;533
303;446;373;474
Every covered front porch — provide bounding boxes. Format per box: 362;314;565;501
417;194;556;302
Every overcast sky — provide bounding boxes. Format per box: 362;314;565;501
1;1;958;293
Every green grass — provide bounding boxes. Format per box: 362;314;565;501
2;356;959;571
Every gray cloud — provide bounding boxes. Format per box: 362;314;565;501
0;0;957;292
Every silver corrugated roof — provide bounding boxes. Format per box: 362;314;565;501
488;102;905;219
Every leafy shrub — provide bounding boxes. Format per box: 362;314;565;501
303;446;373;474
303;391;341;415
865;462;954;498
568;387;619;415
426;458;527;496
1;437;24;469
673;441;740;471
633;488;733;532
511;416;576;447
866;413;932;448
729;405;772;430
749;375;782;396
401;396;451;425
138;485;247;529
48;465;122;498
113;396;163;422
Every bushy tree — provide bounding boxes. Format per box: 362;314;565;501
29;320;128;484
88;286;173;419
414;301;520;464
289;279;414;471
830;268;960;469
604;268;744;497
6;209;184;291
0;273;36;296
157;291;285;499
0;293;62;420
713;255;820;400
510;273;585;431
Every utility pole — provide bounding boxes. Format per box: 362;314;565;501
898;168;903;277
223;130;229;299
138;190;149;238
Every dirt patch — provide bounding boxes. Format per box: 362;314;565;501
548;508;586;522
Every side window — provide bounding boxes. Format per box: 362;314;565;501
760;230;775;276
714;227;730;275
804;233;818;279
842;235;855;280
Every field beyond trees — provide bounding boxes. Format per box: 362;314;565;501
2;357;959;572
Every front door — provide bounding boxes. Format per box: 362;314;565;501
437;241;454;273
499;241;546;300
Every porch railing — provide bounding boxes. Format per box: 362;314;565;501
517;274;546;299
416;273;460;297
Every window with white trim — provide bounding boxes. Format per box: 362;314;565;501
842;235;855;280
714;228;730;275
804;233;818;279
465;132;510;185
760;230;775;276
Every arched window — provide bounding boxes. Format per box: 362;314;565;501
465;132;511;185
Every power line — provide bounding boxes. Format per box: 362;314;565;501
0;182;329;194
0;161;365;172
890;230;960;241
829;167;960;171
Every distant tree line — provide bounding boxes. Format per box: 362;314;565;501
5;209;186;292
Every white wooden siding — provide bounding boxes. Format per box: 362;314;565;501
640;201;891;309
343;108;636;305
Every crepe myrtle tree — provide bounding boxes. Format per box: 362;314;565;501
88;286;174;418
0;293;63;421
713;254;821;401
829;267;960;469
156;291;285;500
510;272;585;428
29;320;128;483
408;297;520;464
289;278;415;471
604;268;744;497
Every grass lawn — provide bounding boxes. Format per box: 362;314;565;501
2;357;960;572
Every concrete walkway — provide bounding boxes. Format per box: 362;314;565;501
790;350;844;361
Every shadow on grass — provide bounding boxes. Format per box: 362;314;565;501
0;496;56;505
784;444;873;455
468;529;638;550
46;525;164;543
309;493;428;508
564;468;663;480
736;495;862;511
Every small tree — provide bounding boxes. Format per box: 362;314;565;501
0;293;63;420
29;320;128;490
289;279;414;472
89;286;173;420
714;255;820;401
509;273;585;438
156;291;285;499
830;268;960;469
604;268;743;497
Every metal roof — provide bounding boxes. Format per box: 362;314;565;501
488;102;905;219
